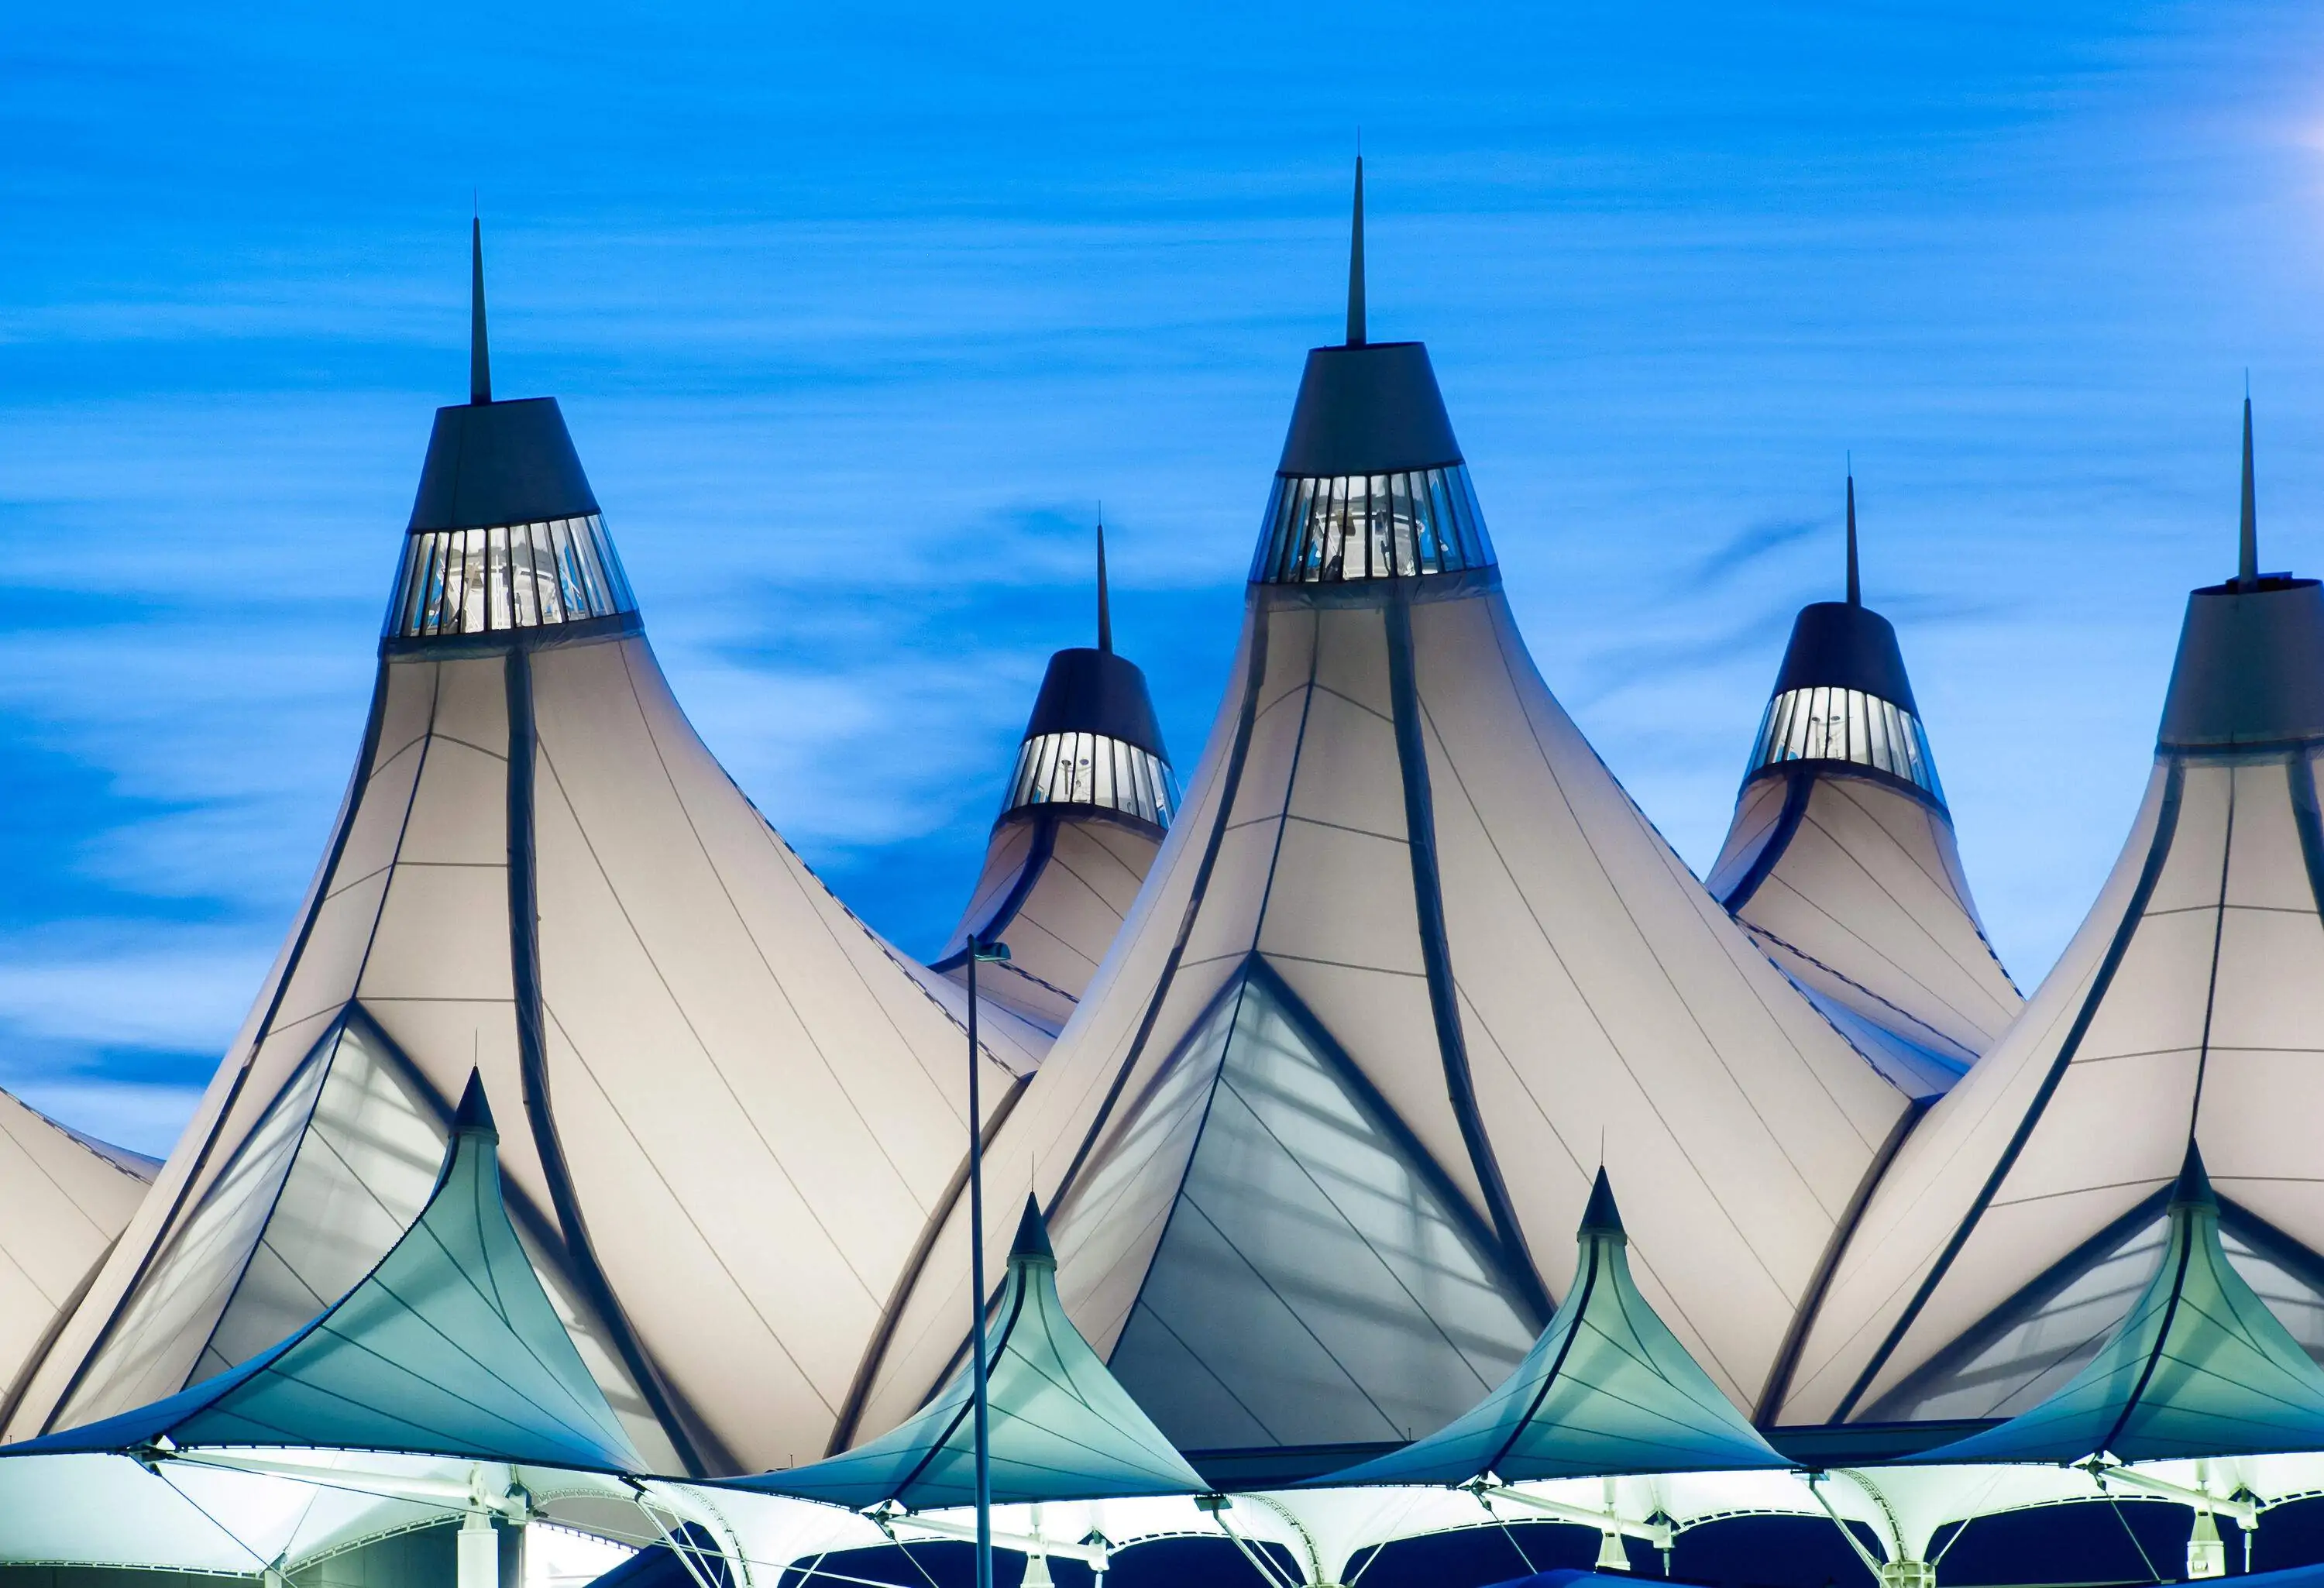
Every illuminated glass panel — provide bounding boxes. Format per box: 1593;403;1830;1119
1870;1217;2168;1422
1251;464;1495;584
1747;684;1944;803
1099;971;1538;1447
1005;730;1176;827
385;514;636;639
1865;1215;2324;1423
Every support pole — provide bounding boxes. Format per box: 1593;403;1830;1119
967;940;992;1588
1476;1485;1670;1548
880;1512;1110;1570
458;1509;498;1588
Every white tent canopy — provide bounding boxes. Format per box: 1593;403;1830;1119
1705;481;2020;1097
933;533;1177;1036
0;1086;152;1423
2;235;1036;1478
1779;407;2324;1429
844;168;1913;1464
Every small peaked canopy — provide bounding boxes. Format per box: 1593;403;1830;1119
1910;1144;2324;1464
1314;1170;1786;1486
740;1195;1202;1508
12;1071;648;1474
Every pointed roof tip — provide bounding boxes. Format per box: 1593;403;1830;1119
2171;1139;2216;1211
1096;521;1113;655
1345;155;1367;349
452;1070;497;1138
469;216;493;407
1845;471;1862;608
1577;1167;1624;1237
1011;1194;1054;1263
2240;394;2259;589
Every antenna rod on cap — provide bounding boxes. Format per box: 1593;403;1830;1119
1346;155;1367;349
1845;462;1860;607
1096;519;1112;655
470;215;493;406
2240;394;2258;589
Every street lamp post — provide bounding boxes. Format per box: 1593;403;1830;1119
964;934;1010;1588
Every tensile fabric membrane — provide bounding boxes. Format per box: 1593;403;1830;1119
1915;1143;2324;1465
12;1072;645;1473
933;528;1177;1035
1315;1168;1785;1485
0;1089;152;1423
741;1196;1202;1508
2;228;1037;1477
840;163;1912;1466
1705;477;2020;1098
1780;403;2324;1429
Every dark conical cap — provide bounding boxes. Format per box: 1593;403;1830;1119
1023;648;1169;762
407;223;600;534
1010;1194;1055;1265
2171;1139;2218;1213
452;1068;497;1140
1769;603;1917;713
1276;163;1462;479
1577;1167;1625;1240
2157;402;2324;751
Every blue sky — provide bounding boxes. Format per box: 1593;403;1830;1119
7;0;2324;1153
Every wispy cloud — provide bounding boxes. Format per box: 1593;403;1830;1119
1683;514;1825;590
0;932;263;1054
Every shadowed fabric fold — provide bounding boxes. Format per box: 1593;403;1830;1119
1912;1145;2324;1464
1314;1170;1786;1484
9;1074;646;1473
741;1197;1202;1508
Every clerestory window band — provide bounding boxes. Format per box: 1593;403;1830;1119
1252;464;1495;585
387;514;636;640
1748;684;1944;803
1006;730;1177;828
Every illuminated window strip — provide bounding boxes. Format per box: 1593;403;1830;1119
1748;684;1944;803
1251;463;1495;585
1006;730;1177;828
387;514;637;639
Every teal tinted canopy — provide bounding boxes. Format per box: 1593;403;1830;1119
1315;1170;1786;1484
1913;1144;2324;1465
11;1074;646;1474
743;1198;1205;1508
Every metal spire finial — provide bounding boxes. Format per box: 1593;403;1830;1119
2240;394;2258;589
1845;462;1861;607
1096;519;1112;655
1346;155;1367;349
469;215;493;406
